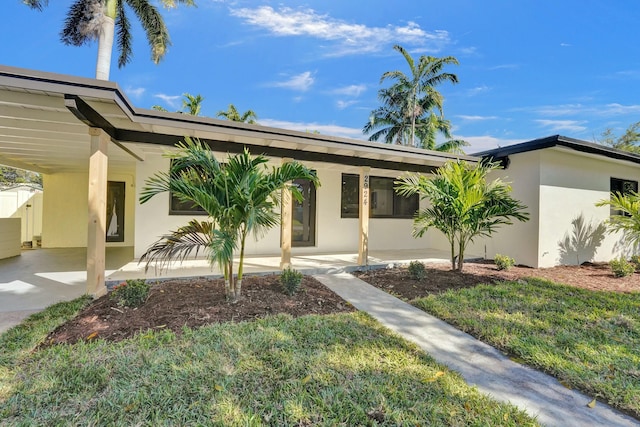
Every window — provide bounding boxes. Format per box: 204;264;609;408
341;173;418;219
610;177;638;216
168;159;207;215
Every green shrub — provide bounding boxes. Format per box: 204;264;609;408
631;255;640;272
408;261;427;280
110;279;151;307
494;254;515;271
280;267;303;296
610;257;635;278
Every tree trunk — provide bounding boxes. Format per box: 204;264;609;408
450;237;456;271
96;15;115;80
235;231;248;300
457;239;466;272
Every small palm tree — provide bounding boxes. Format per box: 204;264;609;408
217;104;258;124
140;137;318;302
395;161;529;271
596;191;640;249
24;0;195;80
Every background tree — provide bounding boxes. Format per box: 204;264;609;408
24;0;195;80
596;191;640;250
217;104;258;124
395;161;529;271
0;166;42;186
365;44;464;152
598;122;640;154
139;137;318;302
181;93;204;116
151;93;204;115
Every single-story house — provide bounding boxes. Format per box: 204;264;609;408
0;65;477;296
1;65;638;295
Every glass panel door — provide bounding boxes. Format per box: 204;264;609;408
291;179;316;247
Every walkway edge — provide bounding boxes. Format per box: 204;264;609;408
314;272;639;427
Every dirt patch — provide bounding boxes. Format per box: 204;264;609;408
44;275;354;346
354;260;640;301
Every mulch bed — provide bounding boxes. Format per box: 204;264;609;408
354;259;640;301
43;275;354;346
42;260;638;346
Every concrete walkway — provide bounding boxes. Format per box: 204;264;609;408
314;272;639;427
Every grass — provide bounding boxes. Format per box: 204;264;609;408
0;301;538;426
414;278;640;417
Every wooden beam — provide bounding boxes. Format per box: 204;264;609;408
358;167;370;266
280;158;293;269
0;154;51;174
86;127;109;297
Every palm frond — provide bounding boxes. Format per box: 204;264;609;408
115;2;133;67
125;0;171;63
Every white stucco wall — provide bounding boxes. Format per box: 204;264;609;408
0;218;21;259
537;148;639;267
42;171;136;248
134;153;425;258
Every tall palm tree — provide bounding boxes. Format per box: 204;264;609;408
139;137;318;302
365;45;461;150
217;104;258;124
182;93;204;116
23;0;195;80
364;80;468;153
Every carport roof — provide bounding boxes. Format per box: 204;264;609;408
0;65;477;174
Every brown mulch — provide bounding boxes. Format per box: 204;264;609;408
44;275;354;346
43;260;638;346
354;259;640;301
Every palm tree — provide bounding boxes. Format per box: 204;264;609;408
364;83;468;153
139;137;318;302
217;104;258;124
596;191;640;249
395;161;529;271
24;0;195;80
182;93;204;116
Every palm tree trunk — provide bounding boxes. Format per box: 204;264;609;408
95;15;115;80
457;239;466;272
235;230;248;300
450;236;456;271
223;262;231;300
228;258;236;302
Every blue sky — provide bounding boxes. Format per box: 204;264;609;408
2;0;640;152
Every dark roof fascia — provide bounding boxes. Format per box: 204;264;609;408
0;64;477;169
474;135;640;167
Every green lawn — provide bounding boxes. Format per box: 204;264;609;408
0;301;537;426
414;278;640;417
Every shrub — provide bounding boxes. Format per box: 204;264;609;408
610;257;635;278
494;254;515;271
110;279;151;307
631;255;640;272
280;267;303;296
408;261;427;280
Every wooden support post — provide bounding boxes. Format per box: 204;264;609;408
86;128;109;297
280;158;293;269
358;167;370;266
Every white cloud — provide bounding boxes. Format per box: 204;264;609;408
259;118;363;139
331;84;367;97
270;71;315;92
153;93;182;109
532;104;586;116
488;64;519;70
467;85;490;97
601;103;640;115
560;42;572;47
336;100;358;110
456;115;498;121
230;6;450;56
462;135;524;153
535;119;588;132
124;86;145;99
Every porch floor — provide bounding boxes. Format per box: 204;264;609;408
0;246;476;333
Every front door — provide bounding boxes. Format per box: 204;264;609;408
291;179;316;247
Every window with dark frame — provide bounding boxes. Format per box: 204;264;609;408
340;173;418;219
610;177;638;217
168;159;207;215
